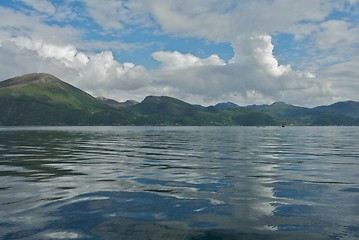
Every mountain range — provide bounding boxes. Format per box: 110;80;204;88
1;73;359;126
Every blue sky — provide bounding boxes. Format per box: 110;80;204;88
0;0;359;106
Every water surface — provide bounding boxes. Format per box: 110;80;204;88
0;126;358;239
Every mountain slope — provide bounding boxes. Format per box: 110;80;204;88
130;96;279;126
1;73;358;126
0;73;130;125
313;101;359;118
131;96;217;125
246;102;312;119
246;101;359;125
0;74;279;126
215;102;240;110
97;97;139;108
0;73;101;110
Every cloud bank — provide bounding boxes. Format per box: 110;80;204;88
0;1;358;106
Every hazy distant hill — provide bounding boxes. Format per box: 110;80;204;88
97;97;139;108
313;101;359;118
246;101;359;125
246;102;311;119
0;73;358;126
215;102;240;110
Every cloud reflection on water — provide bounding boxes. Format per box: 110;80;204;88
0;126;358;239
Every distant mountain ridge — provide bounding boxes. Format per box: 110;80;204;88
243;101;359;125
97;97;138;108
313;101;359;118
215;102;240;110
0;73;359;126
245;102;312;119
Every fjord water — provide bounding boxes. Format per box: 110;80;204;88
0;127;358;239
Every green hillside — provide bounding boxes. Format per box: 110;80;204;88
0;73;130;125
0;73;279;126
0;73;101;109
313;101;359;118
129;96;280;126
247;102;311;119
246;102;359;126
130;96;223;125
1;73;358;126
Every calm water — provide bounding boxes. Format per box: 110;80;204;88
0;126;358;240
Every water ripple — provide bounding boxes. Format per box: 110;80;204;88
0;126;358;239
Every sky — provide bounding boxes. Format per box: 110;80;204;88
0;0;359;107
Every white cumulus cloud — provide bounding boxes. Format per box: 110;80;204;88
148;34;317;106
314;20;359;50
0;37;150;99
231;35;291;77
1;1;359;106
20;0;56;15
152;51;226;69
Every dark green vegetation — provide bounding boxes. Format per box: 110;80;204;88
0;73;132;125
246;102;359;126
1;73;359;126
